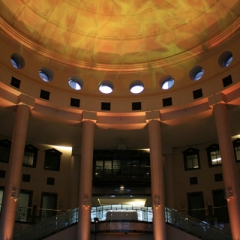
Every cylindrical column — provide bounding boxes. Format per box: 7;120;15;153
213;103;240;240
70;147;81;209
164;152;175;209
148;120;167;240
0;104;30;240
77;120;95;240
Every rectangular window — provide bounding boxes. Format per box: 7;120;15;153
233;139;240;162
235;145;240;161
23;151;34;166
183;148;200;170
207;144;221;167
210;150;221;165
186;154;199;169
23;145;38;168
44;149;61;171
0;146;10;163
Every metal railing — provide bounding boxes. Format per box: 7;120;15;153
13;208;78;240
165;208;232;240
12;206;232;240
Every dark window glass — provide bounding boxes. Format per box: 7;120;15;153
44;149;62;171
22;174;31;182
0;140;11;163
233;139;240;162
207;144;221;167
190;177;198;185
183;148;200;170
23;145;38;168
47;177;55;185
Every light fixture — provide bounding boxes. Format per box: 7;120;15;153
225;187;233;202
161;76;174;90
83;195;90;209
120;185;125;191
153;195;160;209
99;81;113;94
129;80;144;94
11;188;20;202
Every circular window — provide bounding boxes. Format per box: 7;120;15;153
161;76;175;90
189;66;204;81
129;80;144;94
10;53;25;69
39;68;54;82
219;51;233;68
68;77;83;90
99;81;113;94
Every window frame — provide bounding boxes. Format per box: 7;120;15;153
183;148;200;171
23;144;38;168
233;138;240;162
206;144;221;167
44;148;62;171
0;139;11;164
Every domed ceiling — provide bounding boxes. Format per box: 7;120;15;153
1;0;239;70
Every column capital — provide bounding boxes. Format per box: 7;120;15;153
18;94;35;109
146;111;161;122
208;92;226;108
82;111;97;123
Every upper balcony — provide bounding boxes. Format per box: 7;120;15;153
93;150;151;187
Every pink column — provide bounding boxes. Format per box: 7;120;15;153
148;119;167;240
213;103;240;240
77;120;95;240
0;104;30;240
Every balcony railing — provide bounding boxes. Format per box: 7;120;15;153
11;205;232;240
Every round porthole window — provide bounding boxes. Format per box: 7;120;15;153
161;76;175;90
219;51;233;68
10;53;25;69
68;77;83;90
129;80;144;94
99;81;114;94
39;68;54;82
189;66;204;81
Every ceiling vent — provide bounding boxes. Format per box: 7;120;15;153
40;89;50;100
193;89;203;99
222;75;232;87
101;102;111;111
162;97;172;107
70;98;80;107
132;102;141;110
11;76;21;89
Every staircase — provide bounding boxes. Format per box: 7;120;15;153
13;207;232;240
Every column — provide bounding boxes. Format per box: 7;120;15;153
146;111;167;240
0;104;31;240
163;148;175;209
209;94;240;240
77;112;96;240
70;146;81;209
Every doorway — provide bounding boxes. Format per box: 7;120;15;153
212;189;229;223
187;192;205;220
41;192;57;219
16;190;33;222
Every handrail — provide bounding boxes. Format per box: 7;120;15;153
13;208;78;240
12;206;232;240
165;207;231;240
